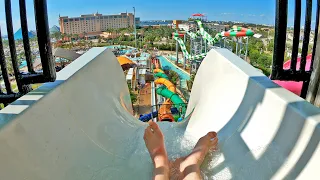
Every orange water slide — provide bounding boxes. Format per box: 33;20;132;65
158;99;174;122
154;78;176;93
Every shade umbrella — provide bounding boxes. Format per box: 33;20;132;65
117;56;136;71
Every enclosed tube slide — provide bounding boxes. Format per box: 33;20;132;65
155;78;176;93
173;33;207;60
195;20;216;45
153;69;164;74
154;72;169;80
156;86;186;115
223;27;254;37
196;20;255;45
187;31;198;39
158;99;175;122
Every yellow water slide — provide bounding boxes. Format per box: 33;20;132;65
153;68;164;73
154;78;176;93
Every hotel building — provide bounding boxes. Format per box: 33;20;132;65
59;12;139;36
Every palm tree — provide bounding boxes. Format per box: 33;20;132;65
61;33;66;41
66;34;72;42
82;31;87;40
74;34;79;41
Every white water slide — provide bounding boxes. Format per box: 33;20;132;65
0;48;319;179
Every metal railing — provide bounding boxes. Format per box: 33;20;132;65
0;0;56;106
271;0;320;98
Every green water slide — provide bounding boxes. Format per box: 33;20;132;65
196;20;255;44
186;31;198;39
156;86;186;114
195;20;217;45
154;72;169;79
173;34;207;60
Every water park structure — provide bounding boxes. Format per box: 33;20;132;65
172;14;255;72
139;57;186;122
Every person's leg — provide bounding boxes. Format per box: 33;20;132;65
180;132;218;180
144;121;169;180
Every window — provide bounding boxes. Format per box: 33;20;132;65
63;19;68;22
69;19;74;22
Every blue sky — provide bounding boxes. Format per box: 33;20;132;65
0;0;318;35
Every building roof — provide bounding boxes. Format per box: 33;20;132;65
253;34;263;38
117;56;136;66
14;28;35;40
50;25;60;34
53;48;82;61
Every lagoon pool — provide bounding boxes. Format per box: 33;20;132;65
105;45;135;54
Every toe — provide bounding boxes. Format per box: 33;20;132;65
211;137;218;145
207;132;217;139
148;121;159;130
149;121;162;135
146;126;153;134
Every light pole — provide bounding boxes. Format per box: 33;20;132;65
133;7;137;48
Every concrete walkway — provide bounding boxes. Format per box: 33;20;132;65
138;83;152;115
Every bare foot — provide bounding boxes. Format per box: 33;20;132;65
187;132;218;166
144;121;169;179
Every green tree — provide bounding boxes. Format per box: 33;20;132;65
267;41;274;51
127;83;137;104
167;70;180;85
257;54;272;68
52;31;61;40
74;34;79;40
98;36;102;43
249;49;260;65
61;33;66;41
